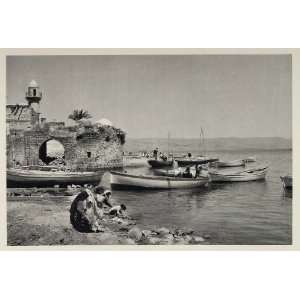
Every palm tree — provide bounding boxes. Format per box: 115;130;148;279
68;109;92;122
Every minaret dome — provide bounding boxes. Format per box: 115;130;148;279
26;80;42;106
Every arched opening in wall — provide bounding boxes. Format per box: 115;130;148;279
39;139;65;165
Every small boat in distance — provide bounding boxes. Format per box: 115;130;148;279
110;171;210;190
148;131;174;168
280;175;292;190
7;167;103;188
214;159;246;168
123;155;149;167
244;156;256;163
209;165;268;182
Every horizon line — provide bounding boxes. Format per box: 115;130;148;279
126;136;292;140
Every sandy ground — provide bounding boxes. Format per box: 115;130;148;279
7;196;210;246
7;197;133;246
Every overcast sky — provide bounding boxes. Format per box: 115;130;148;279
6;55;292;139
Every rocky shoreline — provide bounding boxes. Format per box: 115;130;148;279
7;187;211;246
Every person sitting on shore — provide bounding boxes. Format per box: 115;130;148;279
70;188;103;232
109;204;127;217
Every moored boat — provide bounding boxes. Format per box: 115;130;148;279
123;156;149;167
147;159;173;168
110;171;210;190
7;167;103;187
214;159;246;168
209;165;268;182
280;175;292;189
176;157;218;167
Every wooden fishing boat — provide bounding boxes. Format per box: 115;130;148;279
7;167;103;188
176;157;218;167
147;159;173;168
148;131;174;168
214;159;246;168
280;175;292;189
209;165;268;182
110;171;209;190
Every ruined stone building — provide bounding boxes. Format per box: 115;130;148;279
6;80;126;170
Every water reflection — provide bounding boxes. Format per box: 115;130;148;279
114;150;292;244
281;189;292;200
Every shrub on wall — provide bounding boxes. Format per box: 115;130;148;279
75;124;126;144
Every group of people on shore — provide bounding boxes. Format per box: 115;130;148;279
93;186;127;217
70;185;127;232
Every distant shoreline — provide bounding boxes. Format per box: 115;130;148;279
124;137;292;152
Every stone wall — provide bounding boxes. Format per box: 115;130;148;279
70;131;123;170
6;124;124;170
7;130;26;167
23;129;77;166
6;104;39;131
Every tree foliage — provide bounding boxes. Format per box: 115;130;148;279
68;109;92;122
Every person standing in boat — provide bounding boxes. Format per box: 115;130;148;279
195;165;202;177
183;167;193;178
153;147;159;160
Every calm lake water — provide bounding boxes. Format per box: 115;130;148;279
112;149;292;245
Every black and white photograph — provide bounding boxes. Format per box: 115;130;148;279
6;54;292;246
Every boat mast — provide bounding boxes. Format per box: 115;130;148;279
167;131;170;159
199;131;201;156
202;127;205;155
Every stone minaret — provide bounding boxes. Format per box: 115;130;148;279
25;80;42;113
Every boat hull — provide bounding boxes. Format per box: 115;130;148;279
209;167;268;182
153;169;178;177
176;158;218;167
280;176;292;189
7;169;103;187
215;160;246;168
147;159;173;168
110;171;209;190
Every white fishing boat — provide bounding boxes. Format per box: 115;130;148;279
280;175;292;189
110;171;210;189
7;167;103;187
209;165;268;182
214;159;246;168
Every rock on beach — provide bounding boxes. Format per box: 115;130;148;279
128;227;143;241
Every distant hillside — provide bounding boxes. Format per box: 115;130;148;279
124;137;292;153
